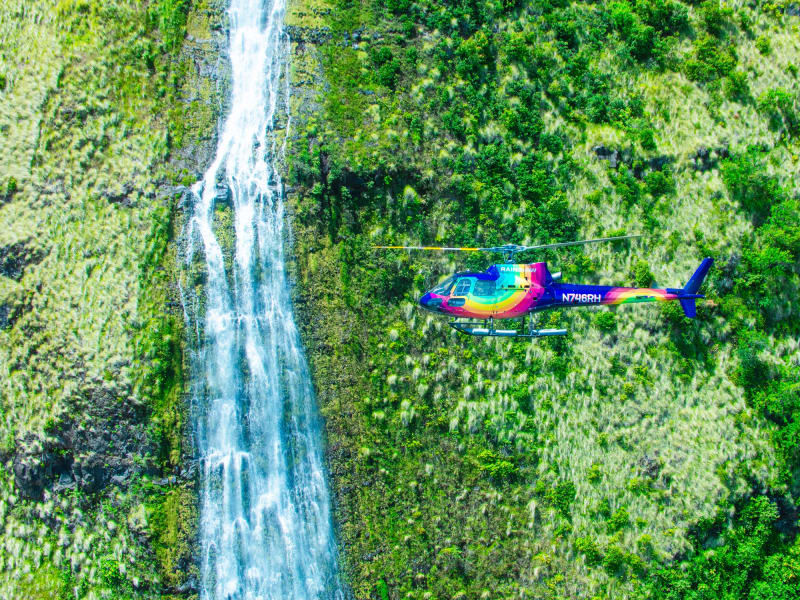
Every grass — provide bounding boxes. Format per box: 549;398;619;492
0;0;223;596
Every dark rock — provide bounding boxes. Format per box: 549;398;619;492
13;453;45;500
96;180;134;205
13;434;74;500
0;304;11;329
53;471;77;493
691;146;716;171
592;144;622;168
639;454;661;478
111;469;131;486
592;144;612;158
214;183;232;207
177;576;199;594
285;25;334;46
0;240;45;280
648;155;672;171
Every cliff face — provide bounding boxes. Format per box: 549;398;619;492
0;0;226;596
284;0;800;598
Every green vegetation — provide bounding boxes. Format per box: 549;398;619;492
0;0;222;596
287;0;800;597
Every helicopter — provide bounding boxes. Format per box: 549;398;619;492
377;235;713;338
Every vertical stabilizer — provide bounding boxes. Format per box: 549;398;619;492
677;258;713;318
684;258;714;295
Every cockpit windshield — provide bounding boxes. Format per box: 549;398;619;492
431;275;456;295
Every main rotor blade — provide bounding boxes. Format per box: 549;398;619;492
373;245;483;251
520;234;643;252
375;235;642;255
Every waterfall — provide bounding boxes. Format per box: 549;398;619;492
181;0;346;597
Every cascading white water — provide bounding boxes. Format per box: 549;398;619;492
182;0;346;597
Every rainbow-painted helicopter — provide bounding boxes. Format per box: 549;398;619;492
378;236;713;338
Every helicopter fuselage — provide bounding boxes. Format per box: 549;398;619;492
419;261;703;320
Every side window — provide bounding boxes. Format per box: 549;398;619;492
453;278;473;296
473;280;496;297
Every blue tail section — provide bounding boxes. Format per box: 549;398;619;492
680;298;697;318
684;258;714;295
674;258;713;318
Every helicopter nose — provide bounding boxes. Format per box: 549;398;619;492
419;293;432;310
419;293;442;312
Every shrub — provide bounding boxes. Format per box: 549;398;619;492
633;259;654;287
476;449;517;481
549;480;577;518
724;71;749;101
644;169;674;197
611;169;643;206
733;330;769;393
685;35;736;82
757;88;799;137
755;35;771;56
594;311;617;333
501;31;533;65
720;149;784;217
603;545;626;572
149;0;189;52
575;536;603;565
455;31;491;82
648;497;784;598
607;506;630;532
633;0;688;35
639;127;657;151
699;0;732;36
5;176;17;196
370;47;402;89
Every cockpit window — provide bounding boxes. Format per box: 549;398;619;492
431;276;456;295
453;277;473;296
473;280;495;297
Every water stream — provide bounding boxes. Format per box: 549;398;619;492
182;0;345;597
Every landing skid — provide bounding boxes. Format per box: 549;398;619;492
449;316;567;338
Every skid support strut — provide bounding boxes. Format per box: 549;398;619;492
449;316;567;338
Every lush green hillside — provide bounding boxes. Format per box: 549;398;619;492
0;0;224;596
285;0;800;598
